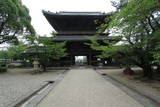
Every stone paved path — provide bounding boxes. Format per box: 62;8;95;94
37;68;144;107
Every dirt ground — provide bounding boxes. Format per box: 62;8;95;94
98;67;160;104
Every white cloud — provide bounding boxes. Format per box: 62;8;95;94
22;0;116;36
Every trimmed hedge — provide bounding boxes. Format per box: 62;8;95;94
0;67;7;72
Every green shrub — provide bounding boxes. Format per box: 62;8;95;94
0;67;7;72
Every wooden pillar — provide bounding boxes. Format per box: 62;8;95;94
71;55;73;66
88;50;92;65
71;55;75;66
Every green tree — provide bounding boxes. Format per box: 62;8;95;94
152;39;160;73
25;35;67;72
0;50;9;60
37;37;67;72
153;45;160;64
89;0;160;78
0;41;27;66
7;41;27;60
0;0;35;44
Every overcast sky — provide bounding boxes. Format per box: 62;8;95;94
22;0;116;36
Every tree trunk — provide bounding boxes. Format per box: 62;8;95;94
147;17;156;32
0;21;6;34
123;65;134;75
150;14;160;28
42;65;46;72
142;65;153;79
157;65;160;74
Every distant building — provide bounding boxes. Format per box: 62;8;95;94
43;11;113;66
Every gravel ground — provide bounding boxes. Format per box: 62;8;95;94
0;68;65;107
99;67;160;105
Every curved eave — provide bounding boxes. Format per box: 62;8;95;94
43;11;112;33
43;10;112;16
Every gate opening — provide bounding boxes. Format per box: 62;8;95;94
75;56;87;66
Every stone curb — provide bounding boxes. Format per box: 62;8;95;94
13;83;50;107
12;70;69;107
106;74;160;105
94;69;160;107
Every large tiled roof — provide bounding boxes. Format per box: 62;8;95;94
43;11;111;33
